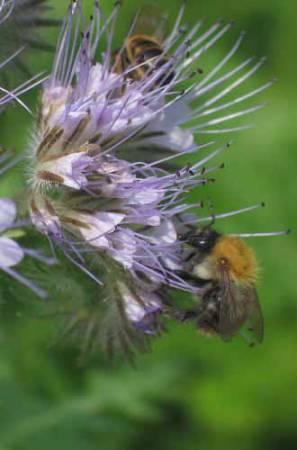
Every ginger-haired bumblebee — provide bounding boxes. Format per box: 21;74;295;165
180;227;264;346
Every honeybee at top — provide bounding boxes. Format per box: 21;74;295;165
112;5;175;86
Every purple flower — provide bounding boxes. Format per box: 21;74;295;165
27;1;271;355
0;198;55;298
0;199;24;266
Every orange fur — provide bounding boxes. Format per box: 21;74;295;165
212;236;258;285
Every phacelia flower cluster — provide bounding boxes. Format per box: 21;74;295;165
27;0;271;356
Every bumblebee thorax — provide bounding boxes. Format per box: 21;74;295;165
213;236;258;284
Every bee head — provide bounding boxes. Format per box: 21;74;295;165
186;227;220;253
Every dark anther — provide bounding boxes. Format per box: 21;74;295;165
261;201;266;207
185;163;194;176
219;163;225;169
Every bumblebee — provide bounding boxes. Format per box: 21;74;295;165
180;227;264;346
113;5;175;86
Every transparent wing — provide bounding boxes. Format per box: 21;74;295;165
218;276;248;340
131;4;168;41
239;285;264;346
217;267;263;345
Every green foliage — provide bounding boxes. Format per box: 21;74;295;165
0;0;296;449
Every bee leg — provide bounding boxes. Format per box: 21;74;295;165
172;309;199;323
174;270;211;288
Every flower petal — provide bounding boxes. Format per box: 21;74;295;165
0;198;16;231
78;212;125;249
0;237;24;267
40;153;92;189
108;230;136;269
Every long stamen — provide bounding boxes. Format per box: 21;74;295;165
232;230;291;238
0;264;48;299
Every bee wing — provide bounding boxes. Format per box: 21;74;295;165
131;4;168;41
218;273;264;344
218;276;248;341
239;285;264;346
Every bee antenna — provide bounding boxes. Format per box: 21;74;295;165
204;199;216;228
209;215;216;227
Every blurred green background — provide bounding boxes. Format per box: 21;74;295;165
0;0;296;449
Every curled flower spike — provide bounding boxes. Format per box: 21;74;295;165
27;1;272;357
0;0;60;83
0;198;55;298
0;5;56;299
0;23;48;115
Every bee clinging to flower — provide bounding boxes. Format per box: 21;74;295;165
25;0;283;357
113;4;175;86
178;226;264;346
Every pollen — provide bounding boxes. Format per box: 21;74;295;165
213;236;258;285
